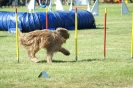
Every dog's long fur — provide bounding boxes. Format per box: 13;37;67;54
18;28;70;63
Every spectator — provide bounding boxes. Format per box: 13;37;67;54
129;0;133;2
8;0;12;6
36;0;39;5
0;0;3;8
0;2;1;8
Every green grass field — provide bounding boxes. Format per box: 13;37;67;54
0;3;133;88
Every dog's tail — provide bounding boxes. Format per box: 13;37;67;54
17;28;23;36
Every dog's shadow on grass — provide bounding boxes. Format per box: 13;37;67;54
79;58;104;62
39;58;103;63
39;60;75;63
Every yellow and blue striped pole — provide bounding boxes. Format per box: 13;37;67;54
131;12;133;58
75;8;78;61
15;8;19;63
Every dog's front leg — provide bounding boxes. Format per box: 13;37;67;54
46;51;53;63
59;47;70;56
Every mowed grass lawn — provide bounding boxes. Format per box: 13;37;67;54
0;3;133;88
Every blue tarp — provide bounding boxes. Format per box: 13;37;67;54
0;10;96;33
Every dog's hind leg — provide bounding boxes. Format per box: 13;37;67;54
27;47;40;63
59;47;70;56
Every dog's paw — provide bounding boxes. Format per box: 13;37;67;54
30;58;41;63
65;52;70;56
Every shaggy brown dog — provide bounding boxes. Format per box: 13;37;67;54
18;28;70;63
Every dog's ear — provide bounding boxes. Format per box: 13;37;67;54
56;28;69;39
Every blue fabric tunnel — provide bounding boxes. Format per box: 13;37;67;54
0;10;96;32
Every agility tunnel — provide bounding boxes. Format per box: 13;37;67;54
0;10;96;32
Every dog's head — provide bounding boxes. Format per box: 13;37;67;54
56;28;70;39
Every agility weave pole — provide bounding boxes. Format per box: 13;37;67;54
104;8;107;59
15;8;19;63
46;7;48;29
131;12;133;58
75;8;78;61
